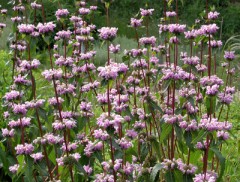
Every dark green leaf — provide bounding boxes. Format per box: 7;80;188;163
165;170;175;182
160;124;172;142
191;130;208;144
150;163;163;182
210;147;225;181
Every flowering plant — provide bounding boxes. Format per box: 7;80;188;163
0;1;237;182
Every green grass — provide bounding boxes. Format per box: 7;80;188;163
0;17;13;50
221;95;240;181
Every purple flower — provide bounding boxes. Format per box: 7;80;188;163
179;88;196;98
0;23;6;29
130;18;143;28
90;6;98;11
13;6;25;12
55;30;72;40
217;131;229;140
218;93;233;105
18;24;35;34
208;11;220;20
79;8;90;15
193;171;217;182
93;129;109;141
55;9;69;20
9;117;31;128
9;164;20;173
70;16;82;23
48;97;64;106
179;120;198;131
12;104;27;115
209;40;222;48
98;27;118;40
200;75;223;86
168;24;186;34
224;51;235;61
169;36;180;44
163;114;183;124
15;143;34;155
83;165;93;175
97;65;119;80
140;8;154;16
166;11;177;17
42;69;63;81
1;128;15;137
4;90;22;101
37;22;56;34
161;158;178;170
200;24;219;34
97;112;123;129
177;159;197;174
139;36;156;46
30;152;44;162
31;2;42;9
206;84;219;96
1;9;7;14
109;44;120;54
184;30;197;39
80;51;96;60
126;129;138;139
226;86;235;94
14;75;31;85
116;137;132;149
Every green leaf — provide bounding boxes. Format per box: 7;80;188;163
165;170;175;182
184;131;192;148
42;35;50;45
122;55;130;62
174;124;183;141
94;151;103;163
188;97;195;108
48;147;56;165
183;174;193;182
147;97;163;113
205;96;216;114
210;147;225;181
150;163;163;182
191;130;208;144
24;156;34;182
161;80;171;93
150;138;161;160
160;124;172;142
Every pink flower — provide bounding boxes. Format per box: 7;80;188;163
98;27;118;40
18;24;35;34
15;143;34;155
55;9;69;20
79;8;90;15
31;2;42;9
208;11;220;20
83;165;93;175
140;8;154;16
224;51;235;61
37;22;56;34
139;36;156;46
166;11;177;17
9;164;20;173
30;152;44;162
130;18;143;28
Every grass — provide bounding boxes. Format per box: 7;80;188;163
0;17;13;50
221;95;240;181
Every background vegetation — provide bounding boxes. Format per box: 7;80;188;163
0;0;240;181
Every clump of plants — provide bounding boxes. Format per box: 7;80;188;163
0;0;237;181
